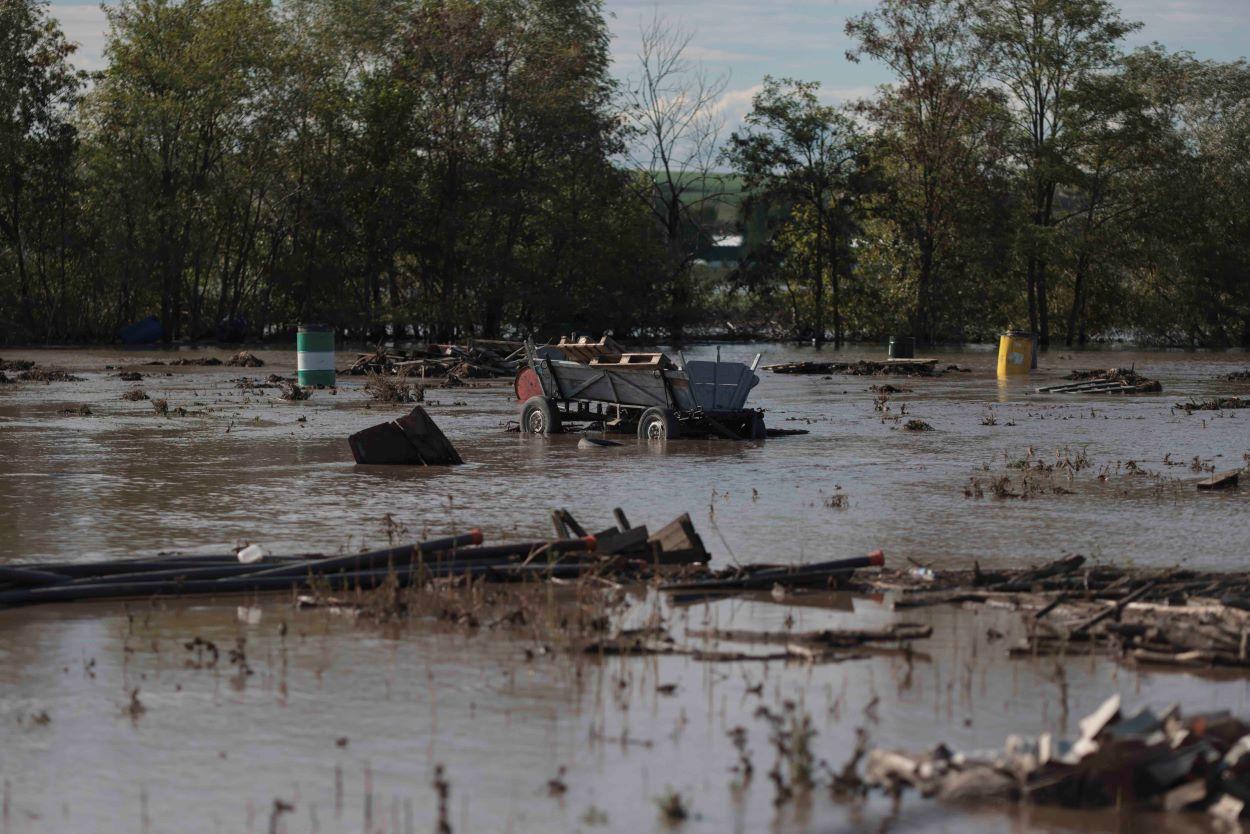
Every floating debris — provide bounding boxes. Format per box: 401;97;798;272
116;371;143;381
348;406;463;465
346;344;399;376
233;377;271;391
151;399;188;417
662;551;883;596
0;358;35;372
852;555;1250;673
17;367;83;382
280;381;310;401
903;419;933;431
0;509;720;610
364;372;423;403
121;389;149;401
1039;367;1162;394
349;342;519;380
1224;370;1250;381
865;694;1250;819
766;359;941;377
225;351;264;368
1196;470;1240;491
1176;396;1250;412
167;356;223;366
578;436;623;449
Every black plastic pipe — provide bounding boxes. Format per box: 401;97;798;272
661;551;884;592
0;559;605;609
242;530;488;580
10;558;303;580
0;566;72;587
243;532;598;581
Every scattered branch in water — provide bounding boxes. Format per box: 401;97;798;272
365;371;424;403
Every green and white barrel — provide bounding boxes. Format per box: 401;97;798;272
296;324;335;386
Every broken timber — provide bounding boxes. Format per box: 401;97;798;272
1196;470;1240;490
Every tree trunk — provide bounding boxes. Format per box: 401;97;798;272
1036;256;1049;347
830;222;841;348
812;203;826;347
917;229;934;345
14;231;34;337
1025;254;1038;339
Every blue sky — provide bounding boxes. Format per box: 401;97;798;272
50;0;1250;128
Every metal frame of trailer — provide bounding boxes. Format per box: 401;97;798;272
514;341;766;440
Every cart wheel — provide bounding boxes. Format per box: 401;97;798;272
520;397;562;435
750;412;767;440
637;407;680;440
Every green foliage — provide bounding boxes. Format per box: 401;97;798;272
719;0;1250;347
723;77;864;345
1;0;1248;347
0;0;671;344
0;0;85;340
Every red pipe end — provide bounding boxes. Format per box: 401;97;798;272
867;549;885;567
581;535;598;551
469;528;484;546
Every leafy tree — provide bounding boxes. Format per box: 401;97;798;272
1053;52;1175;344
724;77;863;346
973;0;1139;346
846;0;1008;343
0;0;84;339
83;0;287;340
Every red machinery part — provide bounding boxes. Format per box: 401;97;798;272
514;366;544;402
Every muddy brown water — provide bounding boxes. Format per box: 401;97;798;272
1;344;1249;833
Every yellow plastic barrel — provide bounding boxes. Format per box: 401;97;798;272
997;330;1033;377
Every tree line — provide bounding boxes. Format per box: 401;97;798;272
0;0;1247;347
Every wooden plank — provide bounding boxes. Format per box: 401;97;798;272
647;514;708;560
589;353;669;369
593;525;650;556
558;509;588;538
551;510;570;539
1037;380;1130;393
1197;470;1240;491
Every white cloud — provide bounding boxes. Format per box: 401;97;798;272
714;83;762;124
51;4;110;71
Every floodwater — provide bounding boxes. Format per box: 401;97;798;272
1;343;1249;833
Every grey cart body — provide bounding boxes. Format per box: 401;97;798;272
518;342;765;440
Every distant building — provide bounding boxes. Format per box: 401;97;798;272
695;233;745;269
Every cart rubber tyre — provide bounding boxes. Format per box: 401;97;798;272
521;397;562;435
637;407;681;440
750;412;767;440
